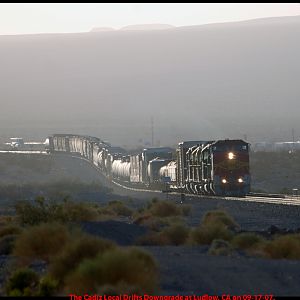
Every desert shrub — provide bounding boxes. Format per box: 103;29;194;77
149;200;182;218
208;239;235;256
5;268;39;296
107;200;133;217
37;276;59;296
133;214;168;231
15;198;99;226
62;201;99;222
134;200;189;229
15;199;48;226
64;247;158;294
0;225;22;238
136;222;189;246
160;223;190;245
0;234;17;255
50;234;116;284
13;223;71;262
201;210;240;231
263;234;300;259
191;223;234;245
232;233;265;250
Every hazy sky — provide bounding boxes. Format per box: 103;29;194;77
0;3;300;35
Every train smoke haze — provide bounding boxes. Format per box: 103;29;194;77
0;15;299;147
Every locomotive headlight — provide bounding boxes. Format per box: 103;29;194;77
222;179;227;184
228;152;235;160
238;178;243;183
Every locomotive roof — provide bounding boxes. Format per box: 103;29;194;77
213;139;248;145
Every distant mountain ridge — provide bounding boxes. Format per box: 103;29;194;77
90;24;175;32
0;15;300;146
90;27;115;32
120;24;175;31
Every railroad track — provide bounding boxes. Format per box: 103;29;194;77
3;151;299;206
111;176;300;206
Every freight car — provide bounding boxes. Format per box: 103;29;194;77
46;134;250;196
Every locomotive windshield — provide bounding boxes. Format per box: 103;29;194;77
212;144;248;152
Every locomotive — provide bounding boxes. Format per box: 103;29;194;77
46;134;250;197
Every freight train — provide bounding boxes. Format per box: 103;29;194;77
46;134;250;196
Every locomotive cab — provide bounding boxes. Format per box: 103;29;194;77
211;140;250;196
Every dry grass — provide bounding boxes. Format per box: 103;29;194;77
64;247;159;295
13;223;71;262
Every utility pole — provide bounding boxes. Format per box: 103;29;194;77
292;128;295;153
151;116;154;147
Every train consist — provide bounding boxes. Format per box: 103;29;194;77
46;134;250;196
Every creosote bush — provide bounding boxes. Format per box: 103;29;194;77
64;247;158;295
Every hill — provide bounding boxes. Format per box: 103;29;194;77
0;16;299;146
